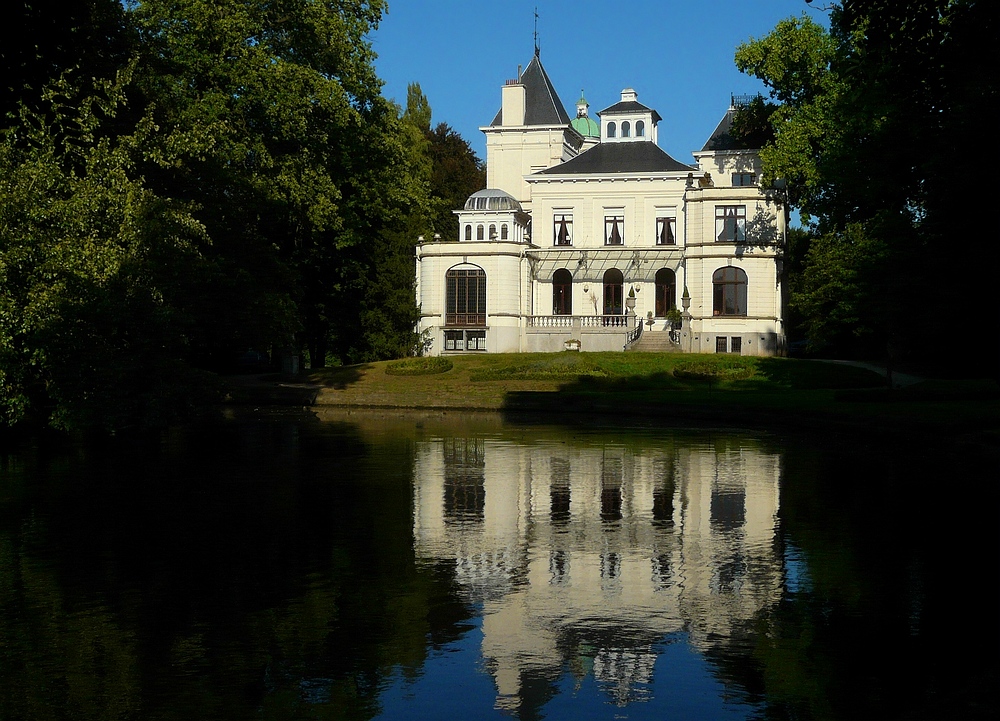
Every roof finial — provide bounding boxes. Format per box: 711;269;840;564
534;7;540;57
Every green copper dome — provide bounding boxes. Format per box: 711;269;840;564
571;115;600;138
572;90;600;138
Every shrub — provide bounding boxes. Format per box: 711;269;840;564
385;357;453;376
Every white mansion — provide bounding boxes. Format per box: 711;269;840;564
415;52;786;356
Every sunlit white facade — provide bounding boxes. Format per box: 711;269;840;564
415;52;787;356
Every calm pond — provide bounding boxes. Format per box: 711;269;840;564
0;409;996;720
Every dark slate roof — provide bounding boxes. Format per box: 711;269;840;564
535;141;694;175
597;100;662;123
490;53;572;127
701;108;757;151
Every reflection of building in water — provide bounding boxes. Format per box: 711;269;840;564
412;435;782;713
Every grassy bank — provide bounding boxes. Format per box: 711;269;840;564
293;353;998;444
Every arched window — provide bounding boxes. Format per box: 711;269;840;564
446;265;487;326
476;224;484;240
713;267;748;316
465;224;472;241
622;121;631;138
553;269;573;315
636;120;645;137
603;268;624;315
607;122;617;138
655;268;676;318
489;224;497;240
501;223;509;240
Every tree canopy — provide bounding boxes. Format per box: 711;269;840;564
1;1;483;431
737;1;998;372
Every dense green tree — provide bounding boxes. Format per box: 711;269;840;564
0;0;487;428
402;82;432;132
737;2;998;371
341;85;436;364
426;123;486;239
341;83;486;363
0;1;134;120
399;82;485;240
0;73;221;431
128;0;422;368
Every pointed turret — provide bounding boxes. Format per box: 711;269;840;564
481;54;583;208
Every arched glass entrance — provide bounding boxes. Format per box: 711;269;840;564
603;269;623;316
655;268;676;317
553;269;573;315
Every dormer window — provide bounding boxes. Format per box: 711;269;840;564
607;122;616;138
636;120;645;137
622;122;631;138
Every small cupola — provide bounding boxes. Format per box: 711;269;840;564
570;89;600;144
597;88;662;144
454;189;531;244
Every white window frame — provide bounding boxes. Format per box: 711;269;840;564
553;212;573;246
715;205;746;243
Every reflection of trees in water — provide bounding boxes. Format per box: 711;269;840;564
8;411;987;721
0;417;471;721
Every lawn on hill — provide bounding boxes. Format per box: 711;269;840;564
305;353;999;440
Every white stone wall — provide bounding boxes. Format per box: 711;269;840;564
416;241;530;356
529;176;688;250
483;126;582;210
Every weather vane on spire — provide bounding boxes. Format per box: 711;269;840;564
534;7;540;57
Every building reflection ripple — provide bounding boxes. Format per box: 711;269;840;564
412;433;783;712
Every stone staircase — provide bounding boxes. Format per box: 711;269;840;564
627;330;682;353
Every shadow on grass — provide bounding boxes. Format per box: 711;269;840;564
498;358;888;416
747;357;885;390
307;364;371;390
499;372;719;416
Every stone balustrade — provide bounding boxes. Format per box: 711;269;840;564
526;315;635;331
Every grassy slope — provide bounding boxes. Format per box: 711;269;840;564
306;353;999;442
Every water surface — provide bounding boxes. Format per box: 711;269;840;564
0;409;995;720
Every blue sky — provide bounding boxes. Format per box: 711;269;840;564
371;0;828;165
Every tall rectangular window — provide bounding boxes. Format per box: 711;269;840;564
715;206;746;242
605;214;624;245
655;215;676;245
553;213;573;246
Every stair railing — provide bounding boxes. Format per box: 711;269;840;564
623;315;643;350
